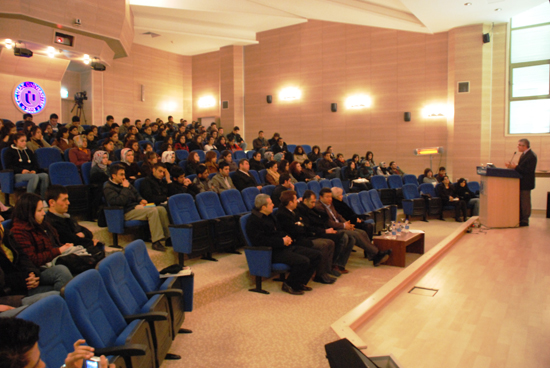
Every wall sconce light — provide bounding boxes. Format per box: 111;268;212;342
423;104;448;118
198;96;216;108
83;54;90;65
345;94;372;109
279;87;301;101
4;39;13;49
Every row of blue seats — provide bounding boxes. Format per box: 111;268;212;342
11;238;193;368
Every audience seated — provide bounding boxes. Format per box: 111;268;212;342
193;165;213;192
5;133;50;197
203;136;217;151
454;178;480;216
141;151;158;177
210;161;236;194
219;150;237;172
334;153;347;168
265;161;280;186
68;135;91;170
270;136;292;162
226;126;247;150
346;161;371;191
120;148;142;182
99;139;115;163
246;193;321;295
276;190;336;284
232;159;262;191
435;166;447;182
293;146;308;164
249;151;265;171
423;168;437;184
204;150;219;174
289;161;307;182
25;126;52;152
331;187;374;240
388;161;405;176
318;151;341;179
52;126;73;152
307;145;322;163
316;188;391;267
161;150;176;173
358;160;374;180
104;164;170;252
277;160;297;184
271;173;294;207
435;175;468;222
267;132;280;147
168;166;201;197
140;163;171;206
253;130;270;155
301;159;320;182
376;161;390;177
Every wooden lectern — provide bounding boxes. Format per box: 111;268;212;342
477;166;521;228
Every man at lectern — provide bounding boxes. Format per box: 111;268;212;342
505;139;537;227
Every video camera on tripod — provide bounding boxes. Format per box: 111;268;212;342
74;91;87;107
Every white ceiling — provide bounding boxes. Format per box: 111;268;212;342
130;0;547;56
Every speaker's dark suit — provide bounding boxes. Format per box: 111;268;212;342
515;149;537;225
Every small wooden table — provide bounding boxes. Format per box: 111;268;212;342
373;232;425;267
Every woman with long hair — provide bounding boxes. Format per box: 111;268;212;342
265;161;280;186
205;150;219;174
125;139;144;162
186;151;202;176
293;146;308;164
423;168;437;184
7;193;73;293
436;175;468;222
26;126;52;152
364;151;375;167
277;159;297;184
174;133;188;151
307;145;322;163
141;151;158;177
289;161;306;182
52;126;73;152
216;136;229;152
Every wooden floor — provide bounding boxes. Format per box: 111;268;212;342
355;214;550;368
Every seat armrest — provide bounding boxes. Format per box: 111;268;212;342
124;311;168;323
146;288;183;298
95;344;147;358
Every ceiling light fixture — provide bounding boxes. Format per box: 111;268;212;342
46;46;56;58
464;2;472;6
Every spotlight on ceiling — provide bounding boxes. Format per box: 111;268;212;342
4;39;13;49
83;54;90;65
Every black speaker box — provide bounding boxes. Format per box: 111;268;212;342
404;112;411;122
266;95;272;104
483;33;490;43
331;103;337;112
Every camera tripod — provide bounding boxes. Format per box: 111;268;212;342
71;101;87;124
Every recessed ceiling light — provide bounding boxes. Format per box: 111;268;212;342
495;8;502;11
464;2;472;6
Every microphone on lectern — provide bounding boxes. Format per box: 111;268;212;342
510;151;517;163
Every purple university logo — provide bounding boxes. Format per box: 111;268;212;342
13;81;47;114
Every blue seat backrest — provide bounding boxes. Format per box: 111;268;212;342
1;147;8;169
246;151;255;159
371;175;388;189
196;191;227;219
208;172;216;180
125;239;162;293
63;269;130;349
2;219;12;231
307;180;321;196
403;174;418;186
154;141;163;152
330;178;344;191
468;181;480;193
114;149;122;161
134;177;145;194
35;147;63;170
301;145;312;154
287;144;296;153
18;295;84;368
169;193;202;224
187;174;197;182
241;187;261;211
368;189;384;209
419;183;437;197
239;213;253;247
417;174;425;184
179;160;187;171
97;252;149;316
229;171;236;181
347;193;366;214
387;175;403;189
220;189;248;215
261;185;275;196
233;151;246;161
81;162;92;185
49;162;82;185
319;179;331;188
294;182;307;198
175;150;189;161
139;140;150;150
259;169;267;184
402;183;420;199
358;191;375;212
210;150;220;159
64;148;71;161
249;170;261;184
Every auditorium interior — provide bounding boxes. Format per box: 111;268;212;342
1;0;549;367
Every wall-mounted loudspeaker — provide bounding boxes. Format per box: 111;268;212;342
267;95;272;104
404;112;411;122
331;103;337;112
222;101;229;109
483;33;490;43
